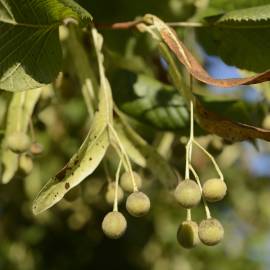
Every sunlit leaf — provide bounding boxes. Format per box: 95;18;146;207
112;70;189;130
0;0;92;92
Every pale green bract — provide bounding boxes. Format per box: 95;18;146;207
32;29;113;215
1;88;42;183
0;0;92;92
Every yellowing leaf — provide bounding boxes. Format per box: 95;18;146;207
141;14;270;87
195;99;270;142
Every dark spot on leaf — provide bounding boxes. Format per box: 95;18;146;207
55;165;68;182
65;182;70;189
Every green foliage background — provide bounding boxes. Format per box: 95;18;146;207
0;0;270;269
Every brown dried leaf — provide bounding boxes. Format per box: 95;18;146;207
144;14;270;88
195;99;270;142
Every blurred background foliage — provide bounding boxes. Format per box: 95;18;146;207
1;0;270;269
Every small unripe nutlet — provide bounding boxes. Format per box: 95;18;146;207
6;132;31;154
177;220;200;249
105;182;124;205
198;218;224;246
120;171;142;193
126;191;150;217
19;154;33;175
174;179;201;208
202;179;227;202
102;211;127;239
30;142;44;155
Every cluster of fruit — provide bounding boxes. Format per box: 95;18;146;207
175;178;227;248
102;170;150;239
5;131;43;175
174;100;227;248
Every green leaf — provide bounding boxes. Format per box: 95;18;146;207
0;0;92;92
196;5;270;72
32;29;113;215
112;70;189;131
206;0;270;13
216;4;270;25
1;88;42;183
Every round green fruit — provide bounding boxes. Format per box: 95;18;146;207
202;179;227;202
105;182;124;205
102;211;127;239
174;179;201;208
126;191;150;217
198;218;224;246
6;132;31;154
177;220;199;249
120;171;142;193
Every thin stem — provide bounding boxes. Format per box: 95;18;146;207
110;141;129;172
94;20;204;30
184;79;194;179
185;142;191;179
189;164;211;219
108;123;138;192
113;158;123;212
189;77;194;139
167;22;204;28
192;139;224;181
94;19;143;30
186;209;192;221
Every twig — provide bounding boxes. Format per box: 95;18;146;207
94;20;204;30
94;19;143;30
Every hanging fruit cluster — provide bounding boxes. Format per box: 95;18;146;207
175;100;227;248
102;167;150;239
